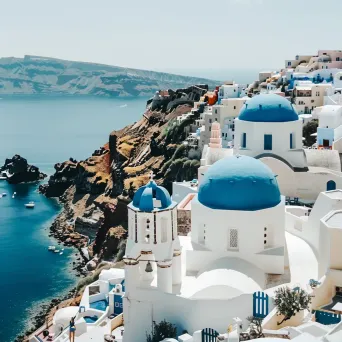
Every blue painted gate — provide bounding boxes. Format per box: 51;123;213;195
201;328;219;342
253;291;269;318
114;294;123;316
315;310;341;325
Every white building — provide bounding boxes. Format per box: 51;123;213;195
234;94;342;200
293;82;334;114
122;155;291;342
198;97;248;149
312;105;342;151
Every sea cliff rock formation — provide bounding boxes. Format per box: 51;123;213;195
0;55;218;97
40;84;207;267
0;154;47;184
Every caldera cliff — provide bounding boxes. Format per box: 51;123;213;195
39;84;207;270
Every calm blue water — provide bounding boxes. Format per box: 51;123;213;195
0;96;147;342
84;316;98;324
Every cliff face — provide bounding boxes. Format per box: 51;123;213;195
0;55;218;97
41;85;206;267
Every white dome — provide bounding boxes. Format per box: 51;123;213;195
99;268;125;282
53;306;79;326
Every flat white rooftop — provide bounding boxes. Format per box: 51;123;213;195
325;190;342;200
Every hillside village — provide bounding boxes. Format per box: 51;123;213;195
25;49;342;342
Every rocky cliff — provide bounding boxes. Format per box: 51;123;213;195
0;154;47;184
40;84;207;269
0;55;218;97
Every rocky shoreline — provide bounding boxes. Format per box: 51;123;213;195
15;287;79;342
15;84;208;341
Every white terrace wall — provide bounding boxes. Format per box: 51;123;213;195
123;288;275;342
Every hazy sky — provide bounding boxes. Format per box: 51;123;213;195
1;0;341;74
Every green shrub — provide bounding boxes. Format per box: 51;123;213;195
146;320;177;342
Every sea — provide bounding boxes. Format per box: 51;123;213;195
0;95;147;342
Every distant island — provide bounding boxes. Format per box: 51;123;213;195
0;55;219;97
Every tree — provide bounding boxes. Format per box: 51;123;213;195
274;287;312;325
246;316;264;339
146;320;177;342
302;119;318;147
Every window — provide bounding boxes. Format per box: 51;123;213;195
241;133;247;148
222;133;224;137
209;127;211;132
290;133;296;149
288;61;291;66
234;106;236;109
161;218;167;243
264;134;272;150
215;109;218;114
337;57;340;61
142;218;150;243
198;224;205;244
209;119;212;123
316;91;320;96
228;229;238;250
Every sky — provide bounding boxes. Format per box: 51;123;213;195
1;0;342;78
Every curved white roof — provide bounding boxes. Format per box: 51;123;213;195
99;268;125;282
53;306;79;325
190;269;262;300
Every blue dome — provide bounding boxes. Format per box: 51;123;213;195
198;156;281;211
132;181;172;212
238;94;298;122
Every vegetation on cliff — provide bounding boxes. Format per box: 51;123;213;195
40;85;207;268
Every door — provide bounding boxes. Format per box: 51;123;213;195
323;139;330;147
327;180;336;191
253;292;269;318
264;134;272;151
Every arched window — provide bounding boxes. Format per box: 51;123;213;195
327;180;336;191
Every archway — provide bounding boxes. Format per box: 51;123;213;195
327;180;336;191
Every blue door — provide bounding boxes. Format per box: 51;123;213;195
253;292;269;318
264;134;272;150
114;294;123;316
241;133;247;148
327;180;336;191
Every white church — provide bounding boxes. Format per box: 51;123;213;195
123;157;287;342
121;94;342;342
